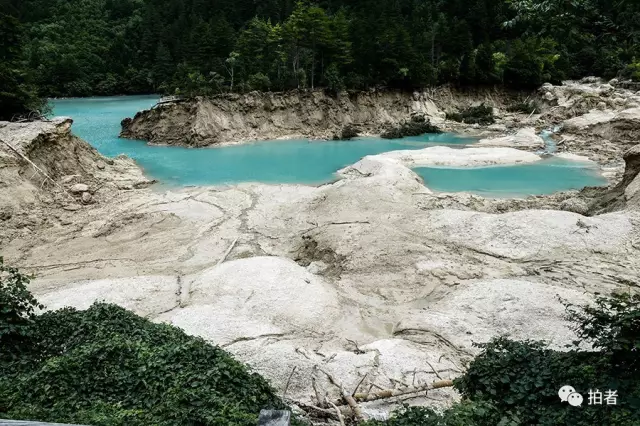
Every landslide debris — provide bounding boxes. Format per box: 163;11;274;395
380;115;441;139
0;118;154;244
586;144;640;215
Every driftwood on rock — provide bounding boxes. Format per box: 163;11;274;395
0;137;74;201
331;379;454;405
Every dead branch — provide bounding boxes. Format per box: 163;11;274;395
346;338;365;354
327;400;346;426
311;376;323;407
296;402;341;420
0;137;74;201
217;237;238;265
343;393;365;423
424;360;444;380
352;373;368;396
331;379;454;405
282;366;297;399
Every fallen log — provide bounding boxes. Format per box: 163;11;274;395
331;379;454;405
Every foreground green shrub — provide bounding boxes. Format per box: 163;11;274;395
365;293;640;425
0;257;43;355
0;304;286;425
0;262;286;425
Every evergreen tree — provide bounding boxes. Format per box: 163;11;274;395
0;12;46;120
7;0;640;96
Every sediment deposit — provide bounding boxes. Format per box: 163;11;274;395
2;79;640;422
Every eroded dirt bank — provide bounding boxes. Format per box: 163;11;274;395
120;87;518;146
2;79;640;423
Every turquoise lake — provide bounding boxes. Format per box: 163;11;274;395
51;96;473;186
51;96;607;196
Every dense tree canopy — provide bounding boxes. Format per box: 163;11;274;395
0;10;47;120
0;0;638;100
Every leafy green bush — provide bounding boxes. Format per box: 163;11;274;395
0;257;43;354
0;262;287;425
248;73;271;91
446;104;495;125
364;293;640;426
625;60;640;82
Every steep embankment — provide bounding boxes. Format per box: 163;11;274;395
0;118;153;245
120;89;513;146
586;144;640;215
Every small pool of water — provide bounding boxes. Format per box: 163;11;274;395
414;157;607;198
51;96;473;186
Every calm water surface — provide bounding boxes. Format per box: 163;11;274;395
415;157;607;197
51;96;472;186
52;96;606;196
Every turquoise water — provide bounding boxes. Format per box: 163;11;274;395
51;96;606;195
414;158;607;197
51;96;473;186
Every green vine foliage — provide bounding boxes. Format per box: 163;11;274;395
0;257;44;355
0;277;287;426
365;293;640;426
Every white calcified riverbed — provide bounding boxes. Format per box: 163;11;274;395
2;79;640;421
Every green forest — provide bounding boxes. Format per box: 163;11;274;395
1;0;640;111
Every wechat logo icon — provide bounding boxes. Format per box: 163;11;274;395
559;385;583;407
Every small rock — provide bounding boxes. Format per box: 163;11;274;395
581;76;601;84
60;175;80;184
597;102;607;110
96;161;106;170
307;261;329;275
81;192;93;204
333;123;360;140
609;78;619;86
69;183;89;193
544;91;554;101
0;209;11;221
258;410;291;426
559;198;589;215
63;204;82;211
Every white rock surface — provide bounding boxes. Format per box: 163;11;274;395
160;257;342;345
36;276;180;317
375;146;542;167
70;183;90;193
477;127;545;149
422;209;633;259
563;110;617;130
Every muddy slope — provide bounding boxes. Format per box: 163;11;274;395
119;88;517;146
0;118;153;245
